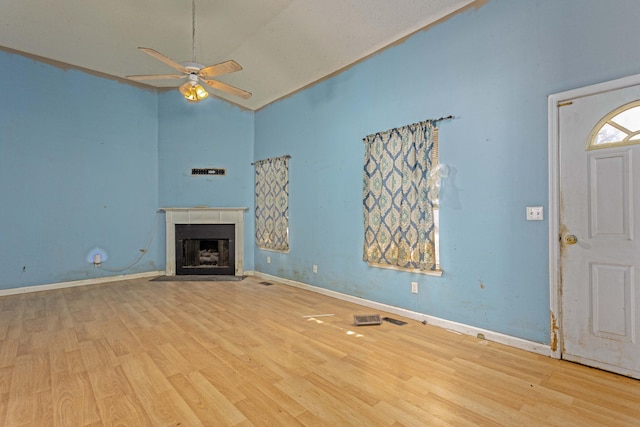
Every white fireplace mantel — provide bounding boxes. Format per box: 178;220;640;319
160;207;248;276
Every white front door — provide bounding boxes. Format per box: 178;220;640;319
559;83;640;379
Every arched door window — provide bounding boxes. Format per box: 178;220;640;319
587;100;640;150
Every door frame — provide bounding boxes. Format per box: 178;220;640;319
548;73;640;360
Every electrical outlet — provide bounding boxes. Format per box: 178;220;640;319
526;206;544;221
411;281;419;294
313;264;318;273
267;256;271;264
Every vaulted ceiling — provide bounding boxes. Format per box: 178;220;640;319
0;0;475;110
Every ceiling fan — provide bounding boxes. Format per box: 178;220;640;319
126;0;251;102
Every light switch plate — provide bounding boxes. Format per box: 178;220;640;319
526;206;544;221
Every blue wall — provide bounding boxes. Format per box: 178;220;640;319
157;92;255;268
254;0;640;343
0;51;161;289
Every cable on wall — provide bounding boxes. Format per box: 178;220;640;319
95;211;162;273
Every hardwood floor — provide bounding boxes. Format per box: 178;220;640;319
0;276;638;426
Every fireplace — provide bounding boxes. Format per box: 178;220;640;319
175;224;235;275
160;207;248;276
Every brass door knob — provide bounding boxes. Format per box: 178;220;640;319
565;235;578;245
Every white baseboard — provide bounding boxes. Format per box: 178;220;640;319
252;271;551;357
0;271;164;297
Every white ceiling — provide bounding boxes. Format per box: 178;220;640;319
0;0;475;110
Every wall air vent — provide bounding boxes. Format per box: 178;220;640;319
192;168;226;176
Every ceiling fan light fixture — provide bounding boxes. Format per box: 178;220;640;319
194;84;209;100
181;82;208;102
184;88;198;102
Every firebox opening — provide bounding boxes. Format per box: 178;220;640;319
175;224;235;275
182;239;230;270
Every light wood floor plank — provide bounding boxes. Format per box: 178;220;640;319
6;388;36;426
0;340;18;370
95;393;152;427
86;365;133;401
147;342;193;378
168;371;248;425
0;276;638;426
51;369;101;426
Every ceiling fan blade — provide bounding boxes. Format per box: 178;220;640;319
127;74;185;81
198;60;242;78
202;79;252;99
138;47;188;74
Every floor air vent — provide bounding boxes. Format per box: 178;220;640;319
382;317;407;325
259;281;274;286
353;314;382;326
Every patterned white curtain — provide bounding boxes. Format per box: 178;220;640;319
255;155;289;251
363;120;438;271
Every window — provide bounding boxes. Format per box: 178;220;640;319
362;120;442;275
255;155;290;251
588;100;640;150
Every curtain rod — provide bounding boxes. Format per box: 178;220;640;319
251;154;291;166
362;115;455;141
